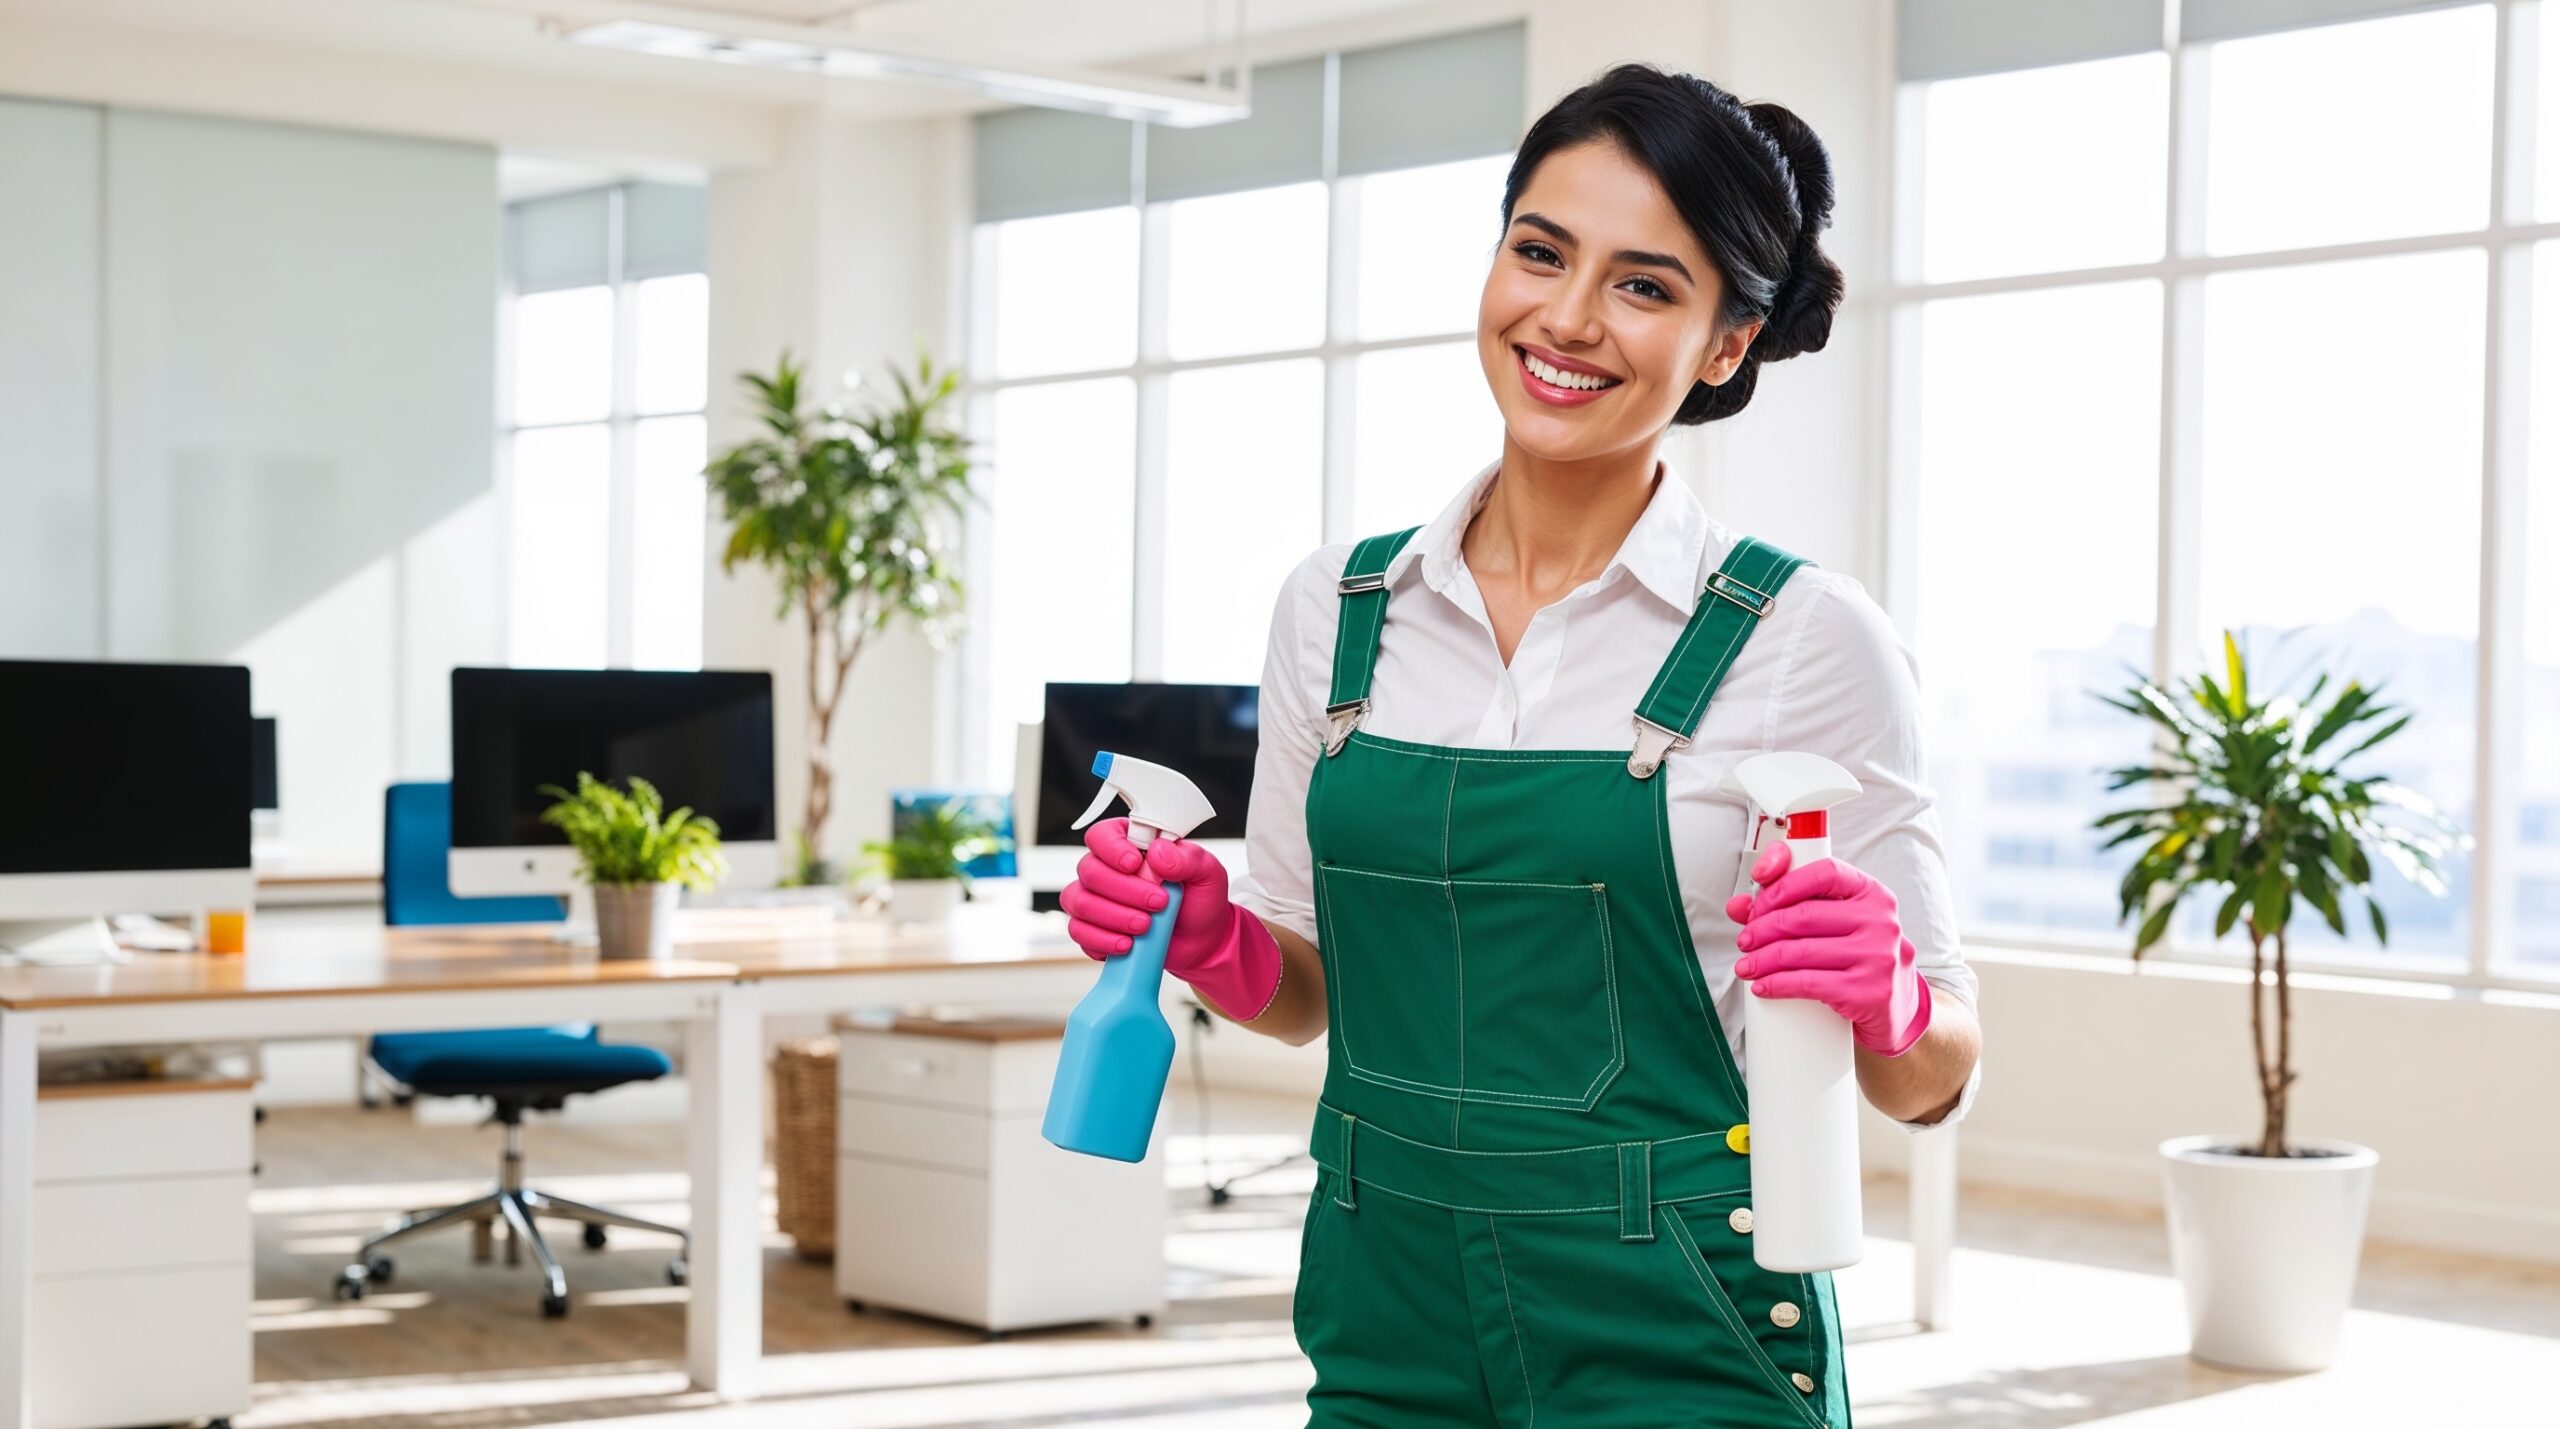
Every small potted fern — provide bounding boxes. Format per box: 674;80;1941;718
2093;632;2467;1371
858;800;1009;928
539;772;729;960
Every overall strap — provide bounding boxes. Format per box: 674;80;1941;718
1626;536;1814;778
1322;526;1423;756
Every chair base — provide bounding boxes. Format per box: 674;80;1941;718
332;1115;688;1317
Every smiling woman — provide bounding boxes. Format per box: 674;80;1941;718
1059;60;1961;1429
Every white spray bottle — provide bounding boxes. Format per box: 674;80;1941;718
1042;752;1217;1163
1722;750;1866;1273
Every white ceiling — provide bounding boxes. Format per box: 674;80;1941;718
0;0;1490;116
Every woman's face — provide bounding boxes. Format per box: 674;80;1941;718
1477;138;1760;464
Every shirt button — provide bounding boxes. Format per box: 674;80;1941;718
1771;1301;1802;1329
1728;1206;1753;1234
1791;1372;1817;1394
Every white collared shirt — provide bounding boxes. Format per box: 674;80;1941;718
1229;454;1981;1132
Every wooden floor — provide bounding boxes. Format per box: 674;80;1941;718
238;1091;2554;1427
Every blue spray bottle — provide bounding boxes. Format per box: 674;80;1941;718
1041;751;1216;1163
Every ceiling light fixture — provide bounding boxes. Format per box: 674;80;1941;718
449;0;1251;126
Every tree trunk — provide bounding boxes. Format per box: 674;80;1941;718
802;584;834;864
2247;922;2274;1157
2267;926;2293;1157
796;583;874;878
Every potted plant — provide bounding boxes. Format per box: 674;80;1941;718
857;800;1011;928
2092;632;2467;1371
539;772;729;961
706;348;977;886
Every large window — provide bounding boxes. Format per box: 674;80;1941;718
962;26;1520;786
501;182;709;671
1894;1;2549;985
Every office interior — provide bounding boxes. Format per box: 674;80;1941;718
0;0;2553;1424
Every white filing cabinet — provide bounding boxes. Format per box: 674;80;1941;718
834;1013;1165;1334
32;1080;254;1429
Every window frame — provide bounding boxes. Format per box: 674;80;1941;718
497;184;710;672
1883;0;2547;992
957;50;1513;791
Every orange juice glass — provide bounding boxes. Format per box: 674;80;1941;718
203;909;248;956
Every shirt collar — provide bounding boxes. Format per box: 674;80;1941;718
1383;454;1712;615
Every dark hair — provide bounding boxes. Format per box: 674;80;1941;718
1500;64;1846;424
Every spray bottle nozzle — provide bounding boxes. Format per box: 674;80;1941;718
1071;751;1216;852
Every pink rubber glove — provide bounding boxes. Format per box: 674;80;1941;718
1059;816;1283;1023
1723;838;1932;1057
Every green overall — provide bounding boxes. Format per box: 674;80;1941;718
1294;526;1850;1429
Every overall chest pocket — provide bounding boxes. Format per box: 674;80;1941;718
1317;862;1625;1112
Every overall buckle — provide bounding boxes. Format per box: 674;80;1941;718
1324;698;1369;757
1627;713;1689;779
1705;569;1776;617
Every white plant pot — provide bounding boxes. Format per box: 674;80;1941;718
2159;1134;2378;1372
592;882;681;961
887;878;961;927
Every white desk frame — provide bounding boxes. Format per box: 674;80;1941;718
0;962;1100;1427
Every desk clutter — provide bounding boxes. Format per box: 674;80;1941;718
787;1007;1166;1337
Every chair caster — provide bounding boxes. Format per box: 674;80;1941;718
541;1291;570;1319
1134;1312;1154;1329
332;1267;368;1301
667;1256;688;1286
582;1223;609;1251
366;1255;394;1284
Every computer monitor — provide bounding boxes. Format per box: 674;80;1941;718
250;716;279;812
888;788;1018;880
1017;682;1257;906
448;668;780;896
0;660;255;958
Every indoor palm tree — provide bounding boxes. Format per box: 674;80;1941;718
706;347;978;883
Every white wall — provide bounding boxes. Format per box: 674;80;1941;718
0;98;103;660
1892;951;2560;1264
0;101;501;870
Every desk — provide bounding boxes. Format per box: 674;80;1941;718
0;909;1097;1427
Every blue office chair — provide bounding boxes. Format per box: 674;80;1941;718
334;782;688;1318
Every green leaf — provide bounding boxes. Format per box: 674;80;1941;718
2133;897;2176;958
2213;887;2248;938
2252;871;2289;938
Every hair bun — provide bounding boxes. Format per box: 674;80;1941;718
1742;100;1845;363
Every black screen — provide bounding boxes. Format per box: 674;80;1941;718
1035;683;1257;845
0;660;252;874
449;668;778;849
250;716;278;811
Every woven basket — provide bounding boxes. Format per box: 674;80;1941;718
772;1035;839;1261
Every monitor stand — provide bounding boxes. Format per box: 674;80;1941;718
548;883;599;946
0;916;133;966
